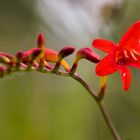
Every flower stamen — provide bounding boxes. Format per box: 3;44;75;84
130;51;138;61
132;49;140;56
123;50;129;59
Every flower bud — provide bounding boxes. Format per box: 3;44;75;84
16;51;24;69
0;54;15;73
22;48;41;61
70;47;100;74
76;48;100;63
58;46;75;60
0;54;10;64
21;48;42;70
37;33;45;49
0;65;6;77
53;46;75;72
30;48;42;61
97;76;107;101
0;52;16;63
16;51;24;60
27;48;42;70
44;48;70;71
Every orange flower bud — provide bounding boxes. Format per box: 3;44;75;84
44;48;70;71
16;51;24;61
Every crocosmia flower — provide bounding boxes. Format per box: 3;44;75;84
92;21;140;90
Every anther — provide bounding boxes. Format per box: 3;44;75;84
132;49;140;56
130;51;138;61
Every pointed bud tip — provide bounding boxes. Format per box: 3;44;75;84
16;51;24;59
77;47;100;63
37;33;45;48
58;46;75;59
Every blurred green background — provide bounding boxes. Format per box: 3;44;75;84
0;0;140;140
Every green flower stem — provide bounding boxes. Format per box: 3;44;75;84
2;67;121;140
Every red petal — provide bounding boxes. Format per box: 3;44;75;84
92;39;116;53
118;21;140;49
96;54;119;76
127;61;140;68
120;66;132;91
126;55;140;68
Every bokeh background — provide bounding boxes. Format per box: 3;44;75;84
0;0;140;140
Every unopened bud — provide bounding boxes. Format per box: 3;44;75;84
37;33;45;49
30;48;42;61
76;48;100;63
0;52;16;63
16;51;24;60
0;55;10;64
16;51;24;70
53;46;75;72
58;46;75;60
27;48;42;70
0;54;14;73
0;65;6;77
70;47;100;74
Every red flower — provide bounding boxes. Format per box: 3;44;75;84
92;21;140;90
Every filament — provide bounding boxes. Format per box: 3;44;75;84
123;50;129;58
132;49;140;56
130;51;138;61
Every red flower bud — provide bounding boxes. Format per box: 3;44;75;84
0;52;16;65
53;47;75;72
58;46;75;59
0;65;6;77
76;48;100;63
37;33;45;49
16;51;24;60
21;48;42;69
0;54;10;64
30;48;42;61
22;48;40;61
70;47;100;74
